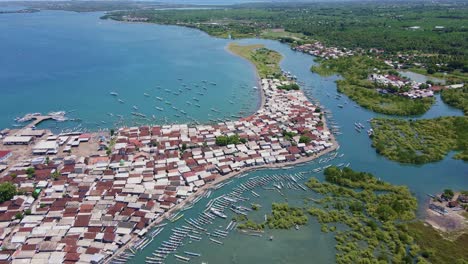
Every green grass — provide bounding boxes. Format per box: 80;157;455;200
312;55;435;116
371;116;468;164
228;43;283;79
405;222;468;264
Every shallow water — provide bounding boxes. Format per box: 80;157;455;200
1;11;466;264
0;11;258;131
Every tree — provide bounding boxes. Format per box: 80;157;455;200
0;182;16;203
25;167;35;177
24;209;31;215
15;212;23;220
442;189;454;200
110;129;115;137
51;170;60;181
45;156;50;165
32;191;40;200
299;135;311;144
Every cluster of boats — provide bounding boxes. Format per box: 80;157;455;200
106;79;259;128
354;122;366;133
312;150;348;172
110;157;363;264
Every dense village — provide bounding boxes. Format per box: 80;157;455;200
0;78;335;263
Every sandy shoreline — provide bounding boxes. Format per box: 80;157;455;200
224;43;268;110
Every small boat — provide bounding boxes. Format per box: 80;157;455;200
210;208;227;219
118;99;125;104
133;105;138;110
184;251;201;257
209;238;223;245
110;92;119;96
144;93;150;97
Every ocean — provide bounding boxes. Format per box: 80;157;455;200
0;11;258;131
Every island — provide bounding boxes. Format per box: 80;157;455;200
370;116;468;164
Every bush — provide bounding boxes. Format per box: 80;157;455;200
299;135;311;144
277;83;300;91
215;134;245;146
15;212;23;220
0;182;17;203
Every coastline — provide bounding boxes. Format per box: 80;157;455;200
224;43;266;110
107;43;339;263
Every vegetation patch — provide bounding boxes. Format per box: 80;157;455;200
235;203;307;231
237;219;265;231
265;203;308;229
306;166;418;263
0;182;16;203
228;43;283;79
371;116;468;163
311;56;435;115
215;134;246;146
441;86;468;115
405;222;468;264
277;83;300;91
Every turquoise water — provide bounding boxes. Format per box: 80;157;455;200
130;38;467;264
0;11;258;131
1;11;467;264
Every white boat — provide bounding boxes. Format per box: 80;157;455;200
210;208;227;219
110;92;119;96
